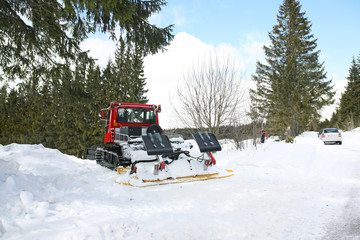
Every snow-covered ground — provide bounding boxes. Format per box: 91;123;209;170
1;129;360;240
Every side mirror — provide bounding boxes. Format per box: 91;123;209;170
99;110;105;119
156;104;161;113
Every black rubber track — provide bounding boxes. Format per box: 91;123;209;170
95;144;131;170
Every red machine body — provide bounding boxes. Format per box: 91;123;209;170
100;102;161;144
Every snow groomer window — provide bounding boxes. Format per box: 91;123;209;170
117;108;155;124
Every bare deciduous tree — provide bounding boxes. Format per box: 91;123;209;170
173;52;247;138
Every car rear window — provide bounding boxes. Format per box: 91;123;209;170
324;129;339;133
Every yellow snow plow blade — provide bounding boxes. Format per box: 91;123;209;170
115;167;234;187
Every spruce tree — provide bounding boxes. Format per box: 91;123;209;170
339;54;360;129
130;45;149;103
83;64;104;153
1;0;173;81
101;61;118;102
33;82;54;145
53;62;91;156
112;40;148;103
0;85;8;143
250;0;334;138
3;88;25;143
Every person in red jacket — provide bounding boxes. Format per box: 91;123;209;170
259;129;268;143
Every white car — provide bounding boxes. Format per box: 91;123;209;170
318;128;342;145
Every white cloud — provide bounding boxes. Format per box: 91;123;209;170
149;5;187;28
240;33;269;79
144;32;251;129
320;78;347;121
242;33;268;57
80;38;116;67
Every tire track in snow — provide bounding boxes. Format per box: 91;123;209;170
321;173;360;239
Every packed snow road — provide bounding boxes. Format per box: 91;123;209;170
0;128;360;240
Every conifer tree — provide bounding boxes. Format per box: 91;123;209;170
33;82;54;145
83;64;104;153
338;54;360;129
250;0;334;138
0;85;8;143
3;88;25;143
1;0;173;81
114;39;130;101
112;40;148;103
130;45;148;103
52;62;92;156
14;67;48;144
101;61;118;102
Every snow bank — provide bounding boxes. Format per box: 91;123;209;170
0;144;130;239
1;131;360;239
349;127;360;133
